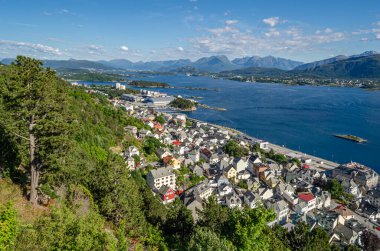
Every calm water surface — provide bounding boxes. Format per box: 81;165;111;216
86;75;380;171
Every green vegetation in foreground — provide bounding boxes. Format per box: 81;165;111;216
128;80;171;88
0;56;367;250
169;97;196;111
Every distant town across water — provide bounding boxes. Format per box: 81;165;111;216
82;74;380;172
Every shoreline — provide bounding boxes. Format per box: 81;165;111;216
128;101;340;172
186;117;340;171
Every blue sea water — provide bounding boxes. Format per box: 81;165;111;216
84;75;380;171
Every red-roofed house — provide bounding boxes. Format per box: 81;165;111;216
172;140;181;146
298;192;316;212
158;185;176;204
154;122;163;132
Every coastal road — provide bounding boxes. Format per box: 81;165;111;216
188;117;340;171
234;132;339;171
267;143;340;170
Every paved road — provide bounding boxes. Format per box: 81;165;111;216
267;143;339;170
188;117;340;171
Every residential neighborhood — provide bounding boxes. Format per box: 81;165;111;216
111;93;380;250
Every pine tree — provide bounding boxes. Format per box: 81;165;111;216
0;56;68;204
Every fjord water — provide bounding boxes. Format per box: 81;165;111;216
103;75;380;171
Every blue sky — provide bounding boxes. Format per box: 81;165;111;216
0;0;379;63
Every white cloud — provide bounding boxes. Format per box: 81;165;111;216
262;17;280;27
360;37;369;42
189;21;347;59
120;45;129;52
0;40;62;56
352;21;380;40
177;46;184;51
265;28;280;37
87;44;104;54
225;20;238;25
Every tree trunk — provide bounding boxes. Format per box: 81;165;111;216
29;115;39;204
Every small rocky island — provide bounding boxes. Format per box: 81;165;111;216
169;97;197;111
334;134;367;143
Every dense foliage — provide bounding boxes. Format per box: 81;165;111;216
223;140;249;158
0;203;18;250
59;71;125;82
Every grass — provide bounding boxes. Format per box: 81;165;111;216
0;179;47;224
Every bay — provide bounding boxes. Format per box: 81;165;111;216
84;75;380;172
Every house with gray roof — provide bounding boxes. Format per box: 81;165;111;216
147;167;176;190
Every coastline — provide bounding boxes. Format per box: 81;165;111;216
86;79;377;170
186;117;340;171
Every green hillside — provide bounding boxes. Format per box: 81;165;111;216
307;54;380;79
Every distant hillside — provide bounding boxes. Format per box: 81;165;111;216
294;55;348;71
295;51;378;71
2;55;304;72
220;67;286;76
1;58;118;71
232;56;303;70
295;54;380;79
101;59;192;71
192;55;238;72
170;66;204;74
99;59;135;69
42;59;118;71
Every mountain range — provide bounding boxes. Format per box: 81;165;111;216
1;51;379;79
1;55;303;72
293;53;380;79
98;55;303;72
220;51;380;79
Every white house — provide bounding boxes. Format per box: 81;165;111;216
147;167;176;190
266;199;289;224
298;192;316;213
233;157;248;173
125;146;140;158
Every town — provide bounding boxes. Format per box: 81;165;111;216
96;83;380;250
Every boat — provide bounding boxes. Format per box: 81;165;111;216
334;134;367;143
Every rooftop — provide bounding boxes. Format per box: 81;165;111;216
298;192;315;202
149;167;174;179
